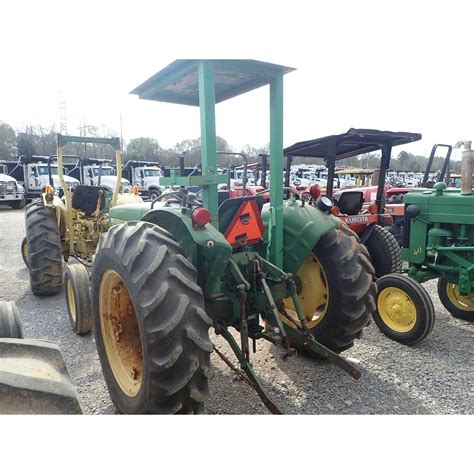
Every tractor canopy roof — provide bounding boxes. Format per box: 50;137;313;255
335;168;374;175
123;160;161;168
284;129;422;160
130;59;295;106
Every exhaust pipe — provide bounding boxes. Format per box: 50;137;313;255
460;141;473;195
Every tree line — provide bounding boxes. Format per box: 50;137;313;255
0;120;459;173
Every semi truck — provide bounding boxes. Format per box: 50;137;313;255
122;160;164;199
67;157;130;191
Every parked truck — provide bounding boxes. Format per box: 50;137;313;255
0;164;26;208
1;156;79;201
68;157;130;191
122;160;164;199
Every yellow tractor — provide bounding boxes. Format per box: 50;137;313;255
23;135;140;335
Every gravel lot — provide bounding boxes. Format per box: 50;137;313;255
1;206;472;414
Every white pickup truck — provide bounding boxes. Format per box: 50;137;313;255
0;164;26;208
1;157;79;201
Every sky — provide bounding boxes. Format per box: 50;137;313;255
0;0;472;160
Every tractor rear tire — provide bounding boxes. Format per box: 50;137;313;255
365;225;401;278
374;274;435;345
25;201;62;296
65;264;92;335
437;277;474;322
91;221;213;414
284;225;376;353
0;301;24;339
21;236;29;268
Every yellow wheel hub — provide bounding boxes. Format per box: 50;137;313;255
22;240;28;260
282;254;328;329
378;287;417;332
99;270;143;397
446;283;474;311
67;279;76;323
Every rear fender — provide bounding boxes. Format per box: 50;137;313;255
260;200;340;274
141;208;231;296
358;222;376;244
42;194;67;238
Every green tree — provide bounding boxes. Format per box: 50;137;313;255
172;136;234;166
0;121;16;160
125;137;163;162
17;124;38;157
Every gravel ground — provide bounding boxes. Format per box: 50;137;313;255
1;206;472;414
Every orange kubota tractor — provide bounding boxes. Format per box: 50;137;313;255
284;128;422;277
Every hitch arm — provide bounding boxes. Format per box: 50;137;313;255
214;321;282;414
284;277;361;380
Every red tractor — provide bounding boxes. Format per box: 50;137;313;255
284;128;422;277
218;152;270;205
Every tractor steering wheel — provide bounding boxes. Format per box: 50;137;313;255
151;190;187;208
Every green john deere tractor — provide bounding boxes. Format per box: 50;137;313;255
90;60;376;414
374;140;474;345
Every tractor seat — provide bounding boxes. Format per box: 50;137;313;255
335;191;364;215
71;185;109;213
218;190;230;207
218;195;264;236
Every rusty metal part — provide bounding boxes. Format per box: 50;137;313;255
237;286;250;362
460;141;473;195
256;262;296;359
303;338;361;380
95;189;104;215
99;270;143;397
214;322;282;414
213;344;255;388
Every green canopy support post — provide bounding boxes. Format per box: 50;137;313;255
269;75;284;268
198;61;219;227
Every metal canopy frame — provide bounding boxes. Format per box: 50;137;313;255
284;128;422;213
131;59;295;267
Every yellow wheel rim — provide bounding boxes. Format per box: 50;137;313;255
67;279;76;323
282;254;328;329
22;240;28;261
446;283;474;311
378;287;417;332
99;270;143;397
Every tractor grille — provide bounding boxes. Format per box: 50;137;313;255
0;181;16;195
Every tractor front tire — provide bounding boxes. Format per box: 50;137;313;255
374;274;435;345
365;225;401;278
283;225;376;353
25;201;62;296
437;277;474;322
0;301;23;339
91;221;213;414
65;264;92;335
